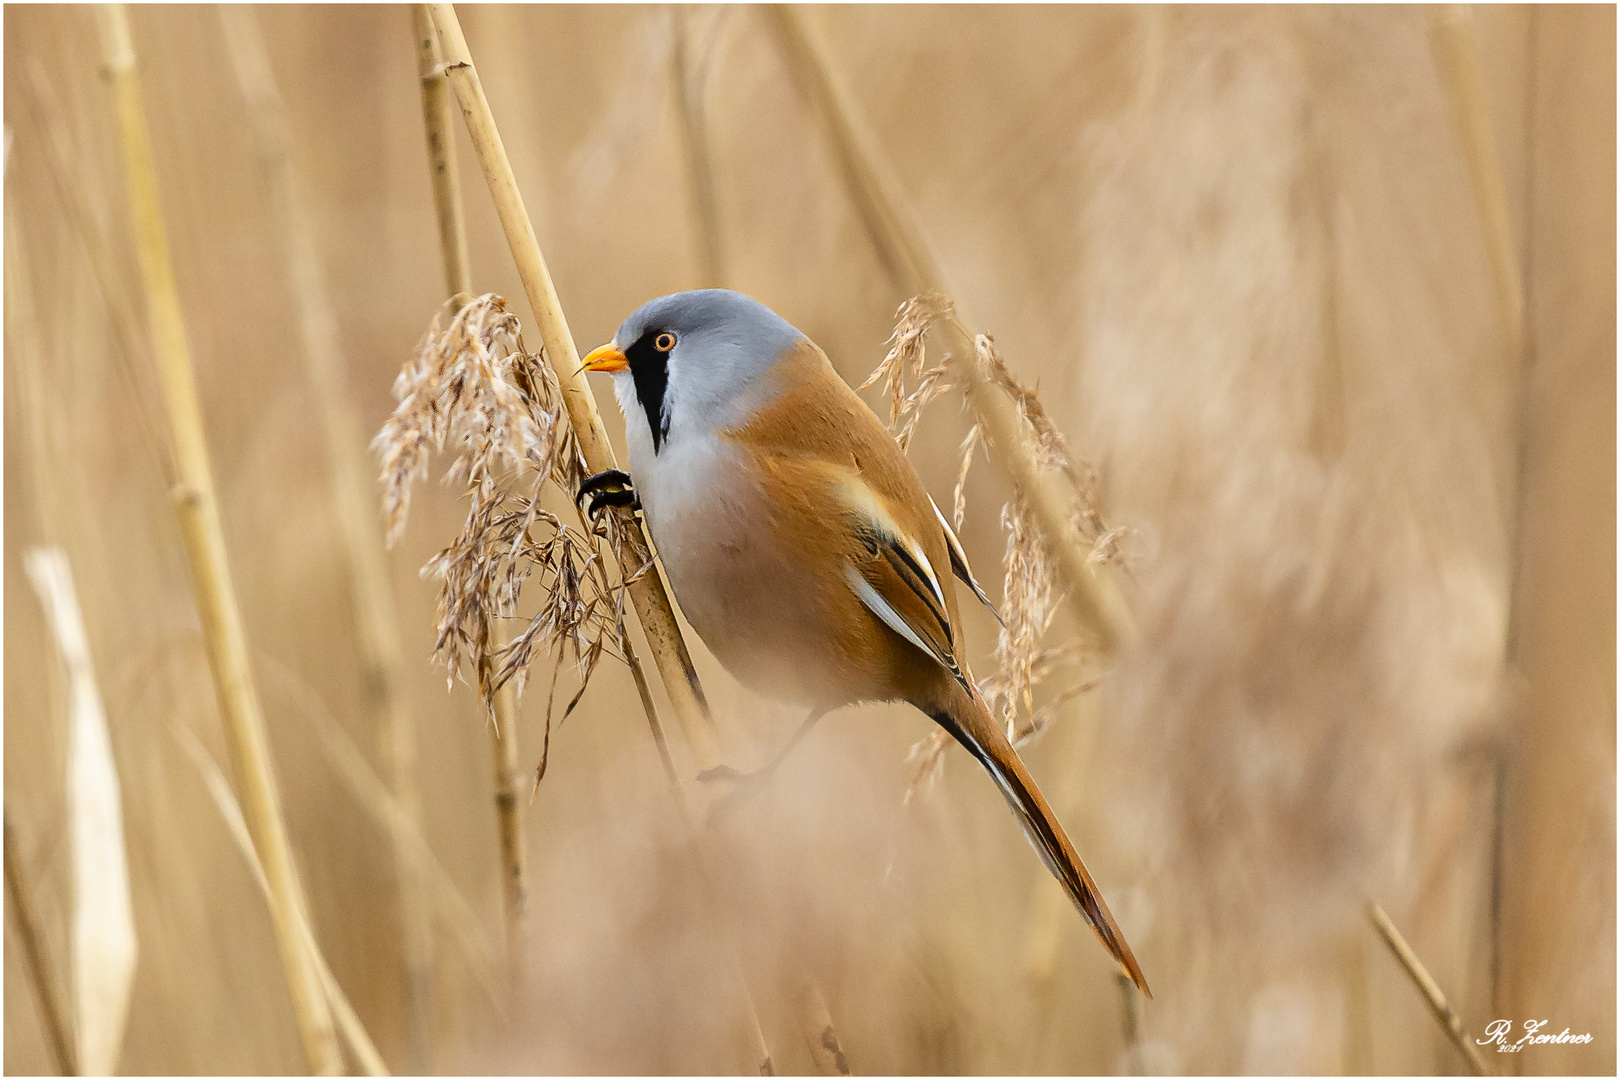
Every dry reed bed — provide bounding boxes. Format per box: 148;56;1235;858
3;4;1612;1075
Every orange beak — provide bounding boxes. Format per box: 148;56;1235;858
581;341;628;373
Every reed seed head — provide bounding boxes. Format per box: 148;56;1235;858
376;295;627;733
868;297;1125;747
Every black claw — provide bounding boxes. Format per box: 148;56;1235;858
586;487;639;521
577;469;638;524
576;469;634;512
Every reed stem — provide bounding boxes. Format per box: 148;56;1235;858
4;813;78;1076
671;6;727;288
764;4;1136;651
5;173;81;1080
1430;6;1533;1027
95;6;341;1072
414;4;473;306
425;2;724;771
218;8;438;1063
1430;4;1524;349
1367;900;1489;1076
414;4;528;984
18;63;172;480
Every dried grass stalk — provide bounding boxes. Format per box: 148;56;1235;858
798;976;851;1076
174;727;389;1077
414;4;473;305
766;5;1136;652
1367;901;1489;1075
95;6;341;1071
251;648;507;1019
671;5;727;287
413;9;531;973
1430;10;1525;1019
1429;4;1523;348
18;62;172;478
425;2;724;773
4;813;78;1076
217;9;437;1060
24;548;137;1078
378;296;652;981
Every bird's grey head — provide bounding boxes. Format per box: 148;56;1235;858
585;289;807;454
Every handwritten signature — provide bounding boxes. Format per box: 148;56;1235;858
1477;1020;1593;1052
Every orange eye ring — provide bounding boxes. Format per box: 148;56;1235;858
654;332;676;352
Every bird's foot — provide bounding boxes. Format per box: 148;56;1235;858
576;469;639;524
697;762;783;787
696;707;828;823
697;760;782;822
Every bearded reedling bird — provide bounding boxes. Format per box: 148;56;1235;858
580;289;1149;995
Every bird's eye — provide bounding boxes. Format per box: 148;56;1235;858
654;332;676;352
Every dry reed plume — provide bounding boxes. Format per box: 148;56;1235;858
864;296;1115;759
377;294;627;744
765;4;1137;654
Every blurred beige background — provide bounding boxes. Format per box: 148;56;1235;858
4;4;1613;1075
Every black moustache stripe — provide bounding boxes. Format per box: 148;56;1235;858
625;332;671;452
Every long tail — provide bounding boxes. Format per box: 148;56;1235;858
929;697;1151;997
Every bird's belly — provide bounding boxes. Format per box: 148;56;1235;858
634;439;851;707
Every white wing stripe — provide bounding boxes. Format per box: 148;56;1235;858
905;536;948;613
929;496;965;567
843;564;949;668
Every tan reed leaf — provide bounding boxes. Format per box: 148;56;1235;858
25;548;137;1078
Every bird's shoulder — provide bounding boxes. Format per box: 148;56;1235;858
720;338;969;675
721;338;933;529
